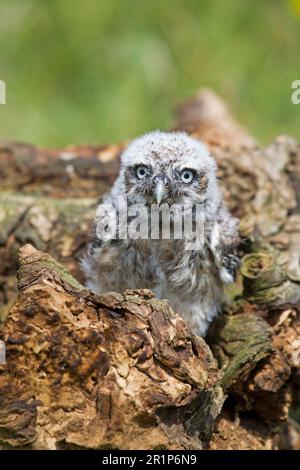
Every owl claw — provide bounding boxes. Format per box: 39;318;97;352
221;254;240;281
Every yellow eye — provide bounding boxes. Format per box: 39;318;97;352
180;169;194;183
136;165;149;179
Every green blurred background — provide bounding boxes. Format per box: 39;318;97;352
0;0;299;146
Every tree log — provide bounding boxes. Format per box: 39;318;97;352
0;89;300;449
1;244;298;449
1;135;299;323
0;245;224;450
0;141;122;198
0;195;96;323
173;88;257;150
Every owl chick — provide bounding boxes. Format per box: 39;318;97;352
81;131;239;336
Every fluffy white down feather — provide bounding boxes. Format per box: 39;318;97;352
81;131;239;336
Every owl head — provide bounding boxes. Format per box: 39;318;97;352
113;131;219;207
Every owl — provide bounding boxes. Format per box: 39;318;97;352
81;131;239;336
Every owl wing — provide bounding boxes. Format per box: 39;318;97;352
209;203;240;283
81;193;118;291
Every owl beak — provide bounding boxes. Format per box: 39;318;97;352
153;174;170;205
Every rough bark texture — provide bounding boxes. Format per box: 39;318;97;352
0;140;122;198
0;89;299;449
0;194;96;321
0;244;223;450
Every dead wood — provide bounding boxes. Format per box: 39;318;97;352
0;245;223;450
0;89;300;449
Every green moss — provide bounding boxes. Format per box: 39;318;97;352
38;259;84;290
241;252;300;306
210;314;274;390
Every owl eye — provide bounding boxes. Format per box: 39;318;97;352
180;169;194;184
136;165;149;179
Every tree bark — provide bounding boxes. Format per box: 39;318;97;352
0;140;122;198
1;244;298;449
0;245;224;450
